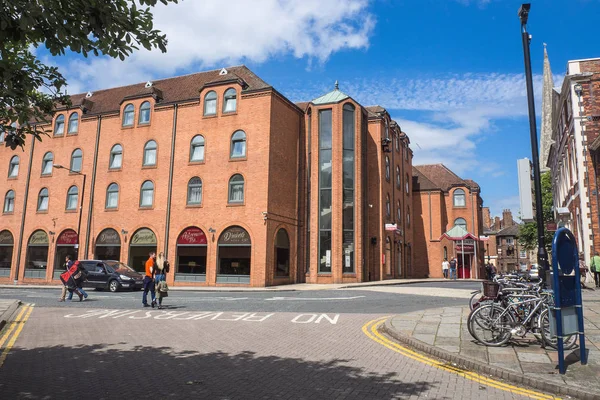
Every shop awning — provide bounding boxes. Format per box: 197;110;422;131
439;225;479;241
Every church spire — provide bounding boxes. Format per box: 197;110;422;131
540;43;554;173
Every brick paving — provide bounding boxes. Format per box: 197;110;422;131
0;306;536;399
385;288;600;399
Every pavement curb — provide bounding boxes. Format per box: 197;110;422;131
336;278;483;289
0;300;22;333
380;318;600;400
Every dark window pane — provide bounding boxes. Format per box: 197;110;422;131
319;231;331;273
319;189;331;230
320;149;332;188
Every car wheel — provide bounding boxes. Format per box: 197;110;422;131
108;280;120;293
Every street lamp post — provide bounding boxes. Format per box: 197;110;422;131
518;4;549;285
54;165;86;259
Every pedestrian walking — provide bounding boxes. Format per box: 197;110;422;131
579;253;589;289
449;257;457;280
442;258;449;279
591;252;600;288
142;251;157;308
67;261;88;301
154;252;170;309
59;261;83;302
58;255;74;302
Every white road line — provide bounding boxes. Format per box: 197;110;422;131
265;296;366;301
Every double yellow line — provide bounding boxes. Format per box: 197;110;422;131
362;316;560;400
0;303;34;368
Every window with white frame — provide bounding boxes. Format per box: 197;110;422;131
8;156;19;178
42;152;53;175
38;188;49;211
143;140;157;166
397;200;401;222
140;181;154;207
204;91;217;116
3;190;15;213
454;218;467;230
223;88;237;113
106;183;119;209
386;194;391;218
453;188;466;207
230;130;246;159
228;174;244;203
385;156;390;181
190;135;205;162
396;166;401;189
110;144;123;169
187;177;202;205
68;113;79;134
54;115;65;136
71;149;82;172
66;186;78;210
122;104;134;127
139;101;151;124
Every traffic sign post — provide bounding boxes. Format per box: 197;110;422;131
550;227;587;374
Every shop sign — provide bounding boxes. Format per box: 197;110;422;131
546;222;558;232
57;230;78;245
96;229;121;245
29;230;48;245
218;226;251;245
131;228;157;245
385;224;397;231
0;230;14;245
178;227;207;245
479;235;489;241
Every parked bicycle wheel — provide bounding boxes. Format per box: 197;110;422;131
538;308;578;350
468;303;514;347
469;291;482;310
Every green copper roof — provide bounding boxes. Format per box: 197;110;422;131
312;81;349;105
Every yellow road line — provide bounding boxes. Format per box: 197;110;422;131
0;304;29;349
362;317;560;400
0;304;34;368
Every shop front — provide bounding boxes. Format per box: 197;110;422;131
95;228;121;261
25;230;49;279
440;225;479;280
53;229;79;279
0;230;14;278
128;228;157;273
274;228;290;278
217;226;251;284
175;226;207;282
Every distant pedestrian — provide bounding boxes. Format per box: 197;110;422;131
154;252;170;309
449;258;457;280
442;258;449;279
67;261;88;301
142;251;157;308
591;252;600;288
58;255;74;302
579;253;589;289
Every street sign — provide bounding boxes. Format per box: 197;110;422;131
385;224;397;231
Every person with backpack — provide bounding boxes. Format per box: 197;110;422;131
59;260;83;302
154;252;170;309
67;261;89;301
591;252;600;288
449;257;457;280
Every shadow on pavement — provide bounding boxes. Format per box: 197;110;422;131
0;343;437;399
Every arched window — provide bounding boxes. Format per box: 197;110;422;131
275;229;290;277
385;156;390;181
140;181;154;207
66;185;78;210
38;188;49;211
444;246;448;260
42;152;53;175
138;101;151;124
454;218;467;230
187;177;202;205
190;135;205;162
8;156;19;178
228;174;244;203
70;148;82;172
397;200;401;222
453;189;466;207
106;183;119;209
122;104;134;127
395;134;400;152
230;130;246;159
396;166;401;189
386;193;391;219
405;173;410;194
407;206;410;227
110;144;123;169
204;91;217;116
3;190;15;213
143;140;157;166
223;88;237;113
54;115;65;136
68;112;79;134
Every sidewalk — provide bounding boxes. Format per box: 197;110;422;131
381;288;600;400
0;299;21;332
0;278;467;292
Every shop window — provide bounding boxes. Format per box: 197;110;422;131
230;130;246;159
204;91;217;116
3;190;15;213
217;226;251;283
42;152;53;175
453;189;466;207
106;183;119;209
110;144;123;169
37;188;49;211
223;88;237;113
143;140;157;166
228;174;244;203
71;148;83;172
187;177;202;205
54;115;65;136
94;228;121;261
190;135;205;162
0;230;14;274
122;104;135;127
139;101;151;124
66;185;78;210
25;230;48;278
275;229;290;277
175;227;207;280
128;228;157;273
68;112;79;134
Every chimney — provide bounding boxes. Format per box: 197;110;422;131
494;216;501;230
482;207;492;228
502;209;514;227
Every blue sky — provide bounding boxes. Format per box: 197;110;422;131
41;0;600;218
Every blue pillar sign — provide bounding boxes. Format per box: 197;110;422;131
550;228;587;374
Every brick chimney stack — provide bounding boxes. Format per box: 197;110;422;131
482;207;492;228
502;209;514;227
494;217;501;230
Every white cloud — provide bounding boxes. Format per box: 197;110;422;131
62;0;374;93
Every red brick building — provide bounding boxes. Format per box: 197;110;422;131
0;67;413;287
412;165;484;279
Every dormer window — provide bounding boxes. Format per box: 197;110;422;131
139;101;151;124
223;88;237;113
204;91;217;116
122;104;135;127
68;112;79;134
54;115;65;136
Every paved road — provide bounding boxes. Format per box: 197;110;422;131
0;286;550;399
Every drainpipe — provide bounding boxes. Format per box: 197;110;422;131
84;115;102;258
14;135;36;283
164;104;178;259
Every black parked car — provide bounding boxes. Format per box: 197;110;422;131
79;260;144;292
